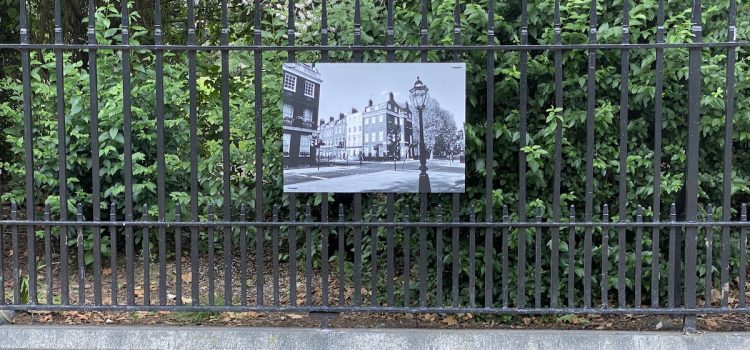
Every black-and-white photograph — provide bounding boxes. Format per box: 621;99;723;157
282;63;465;193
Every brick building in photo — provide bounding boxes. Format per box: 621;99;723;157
282;63;322;168
346;109;363;160
361;93;414;161
319;112;347;162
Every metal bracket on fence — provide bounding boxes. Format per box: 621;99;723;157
680;314;698;334
683;315;698;334
310;311;339;329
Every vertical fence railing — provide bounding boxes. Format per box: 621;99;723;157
254;0;266;309
0;0;748;333
617;0;630;310
721;0;738;309
583;0;597;310
54;0;68;306
517;0;529;310
18;0;35;310
683;0;703;330
87;0;102;308
651;0;666;310
154;0;167;308
550;0;563;310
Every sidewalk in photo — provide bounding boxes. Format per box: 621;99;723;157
425;159;466;168
284;169;464;192
284;165;362;174
2;326;750;350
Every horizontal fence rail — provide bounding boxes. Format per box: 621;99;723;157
2;43;750;51
0;0;748;332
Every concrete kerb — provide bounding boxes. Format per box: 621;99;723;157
1;326;750;350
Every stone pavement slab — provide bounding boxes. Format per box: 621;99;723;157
2;326;750;350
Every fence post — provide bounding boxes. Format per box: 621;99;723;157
683;0;703;333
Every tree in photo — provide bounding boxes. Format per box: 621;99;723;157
410;98;458;160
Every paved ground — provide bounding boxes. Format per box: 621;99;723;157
2;326;750;349
284;159;465;192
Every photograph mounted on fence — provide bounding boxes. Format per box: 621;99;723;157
282;63;466;193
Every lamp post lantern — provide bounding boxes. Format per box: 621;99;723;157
409;76;431;193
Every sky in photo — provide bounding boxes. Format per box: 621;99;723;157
314;63;466;126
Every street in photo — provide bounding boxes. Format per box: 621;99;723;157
282;63;466;193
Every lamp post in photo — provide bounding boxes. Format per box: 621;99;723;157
409;76;431;193
388;129;401;171
402;141;411;170
311;133;325;171
448;130;462;165
337;140;347;166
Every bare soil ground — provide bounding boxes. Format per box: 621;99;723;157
4;252;749;331
9;309;750;332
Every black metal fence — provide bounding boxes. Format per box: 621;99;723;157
1;0;749;332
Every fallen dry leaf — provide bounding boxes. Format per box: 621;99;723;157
443;316;458;326
286;314;304;319
711;288;722;304
181;272;192;283
704;319;719;330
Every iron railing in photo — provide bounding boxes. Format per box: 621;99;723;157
0;0;748;333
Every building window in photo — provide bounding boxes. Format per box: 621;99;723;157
302;108;313;127
300;135;311;157
379;115;383;123
304;81;315;97
283;103;293;122
365;134;369;143
283;133;291;157
379;131;384;142
283;73;297;92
